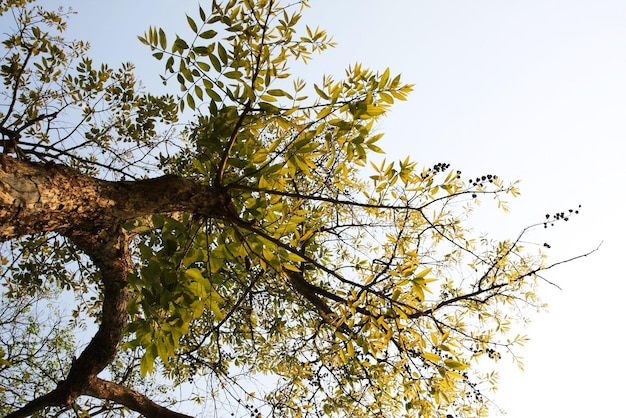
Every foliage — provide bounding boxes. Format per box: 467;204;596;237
0;290;76;416
0;0;178;177
0;0;586;417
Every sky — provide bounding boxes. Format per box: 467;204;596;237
37;0;626;416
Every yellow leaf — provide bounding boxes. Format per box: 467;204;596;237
316;106;333;119
283;263;301;272
347;341;355;357
414;267;433;279
447;371;465;380
422;352;441;363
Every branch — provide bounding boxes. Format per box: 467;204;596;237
285;269;351;334
6;227;132;417
4;390;61;418
84;378;193;418
229;183;505;215
0;46;34;128
0;154;230;241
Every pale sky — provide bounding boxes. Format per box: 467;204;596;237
40;1;626;416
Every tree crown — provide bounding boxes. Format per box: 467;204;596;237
0;1;588;417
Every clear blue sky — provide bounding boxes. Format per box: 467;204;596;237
50;0;626;416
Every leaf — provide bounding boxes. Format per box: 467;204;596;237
199;29;218;39
184;268;204;282
197;61;210;72
186;93;196;110
267;88;291;99
379;67;390;87
223;70;242;80
313;84;329;100
210;299;224;320
155;338;171;365
140;344;156;376
447;371;465;380
316;106;333;119
186;15;198;33
347;340;355;357
218;43;229;64
158;28;167;49
258;102;280;113
283;263;301;272
172;37;189;53
422;352;441;363
444;359;469;370
190;299;204;318
285;252;307;263
414;267;433;279
365;104;386;116
209;53;222;72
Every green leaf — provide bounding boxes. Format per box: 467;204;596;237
218;43;229;64
194;85;203;99
173;37;189;53
206;88;222;102
210;299;224;320
140;344;156;376
199;30;218;39
267;88;288;97
258;102;280;113
186;93;196;110
316;106;333;119
197;61;210;72
186;15;198;33
158;28;167;49
155;337;171;365
223;70;242;80
141;259;161;282
209;53;222;72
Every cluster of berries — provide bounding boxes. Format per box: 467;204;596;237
544;205;581;228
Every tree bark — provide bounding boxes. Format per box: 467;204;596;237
85;377;193;418
0;154;230;241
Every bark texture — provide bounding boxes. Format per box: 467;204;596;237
0;154;229;241
85;378;193;418
1;154;230;417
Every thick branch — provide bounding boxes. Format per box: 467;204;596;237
285;269;351;334
0;154;231;241
5;227;133;418
64;228;133;401
85;377;193;418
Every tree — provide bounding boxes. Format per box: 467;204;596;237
0;0;590;417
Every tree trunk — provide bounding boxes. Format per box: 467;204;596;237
0;154;229;241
